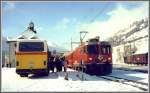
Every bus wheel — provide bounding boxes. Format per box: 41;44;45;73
20;74;28;77
44;70;49;76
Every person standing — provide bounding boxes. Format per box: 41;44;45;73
50;56;55;73
62;57;67;72
55;56;60;72
59;57;62;72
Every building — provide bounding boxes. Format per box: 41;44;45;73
6;22;38;67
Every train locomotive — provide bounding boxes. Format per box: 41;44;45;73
65;37;112;75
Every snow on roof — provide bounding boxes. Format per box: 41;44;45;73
16;39;46;42
17;29;38;39
6;37;16;42
7;29;39;42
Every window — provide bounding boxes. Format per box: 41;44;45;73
87;45;99;54
103;48;106;54
83;46;87;53
107;47;110;54
19;42;44;52
100;46;111;55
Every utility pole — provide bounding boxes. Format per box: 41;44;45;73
71;37;73;51
70;38;80;71
80;31;88;44
70;31;88;81
80;31;88;81
71;37;81;51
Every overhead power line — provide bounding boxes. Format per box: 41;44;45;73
89;3;109;23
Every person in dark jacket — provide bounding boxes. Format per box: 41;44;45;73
59;58;63;72
55;56;60;72
50;56;55;73
61;57;67;72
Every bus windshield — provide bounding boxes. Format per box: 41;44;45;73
19;42;44;52
87;45;99;54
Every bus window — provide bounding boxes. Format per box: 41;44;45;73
87;45;99;54
19;42;44;52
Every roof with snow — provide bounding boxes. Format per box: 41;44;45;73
7;22;39;42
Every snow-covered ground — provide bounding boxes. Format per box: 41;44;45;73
2;67;148;92
110;69;148;83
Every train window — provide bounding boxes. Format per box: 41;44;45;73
107;47;110;54
103;48;106;54
19;42;44;52
83;46;87;53
143;56;145;61
107;47;111;54
100;46;111;55
87;45;99;54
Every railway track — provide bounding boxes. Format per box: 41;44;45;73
99;75;148;91
74;70;148;91
114;67;148;73
107;75;148;86
76;73;88;81
75;73;148;91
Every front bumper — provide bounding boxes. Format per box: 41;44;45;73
16;69;48;74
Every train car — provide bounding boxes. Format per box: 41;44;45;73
65;37;112;75
15;39;50;77
124;53;148;65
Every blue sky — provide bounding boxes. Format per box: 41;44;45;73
2;1;148;50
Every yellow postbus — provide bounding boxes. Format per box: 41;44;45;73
15;39;50;77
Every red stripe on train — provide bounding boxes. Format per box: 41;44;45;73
16;52;47;55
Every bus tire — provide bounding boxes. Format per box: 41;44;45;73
44;70;49;76
20;74;28;77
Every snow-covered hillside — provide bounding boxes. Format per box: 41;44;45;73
109;17;148;47
110;18;148;64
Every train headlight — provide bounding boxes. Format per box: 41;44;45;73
108;57;111;61
89;58;92;61
137;57;140;60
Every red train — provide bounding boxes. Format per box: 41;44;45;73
124;53;148;65
65;37;112;75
